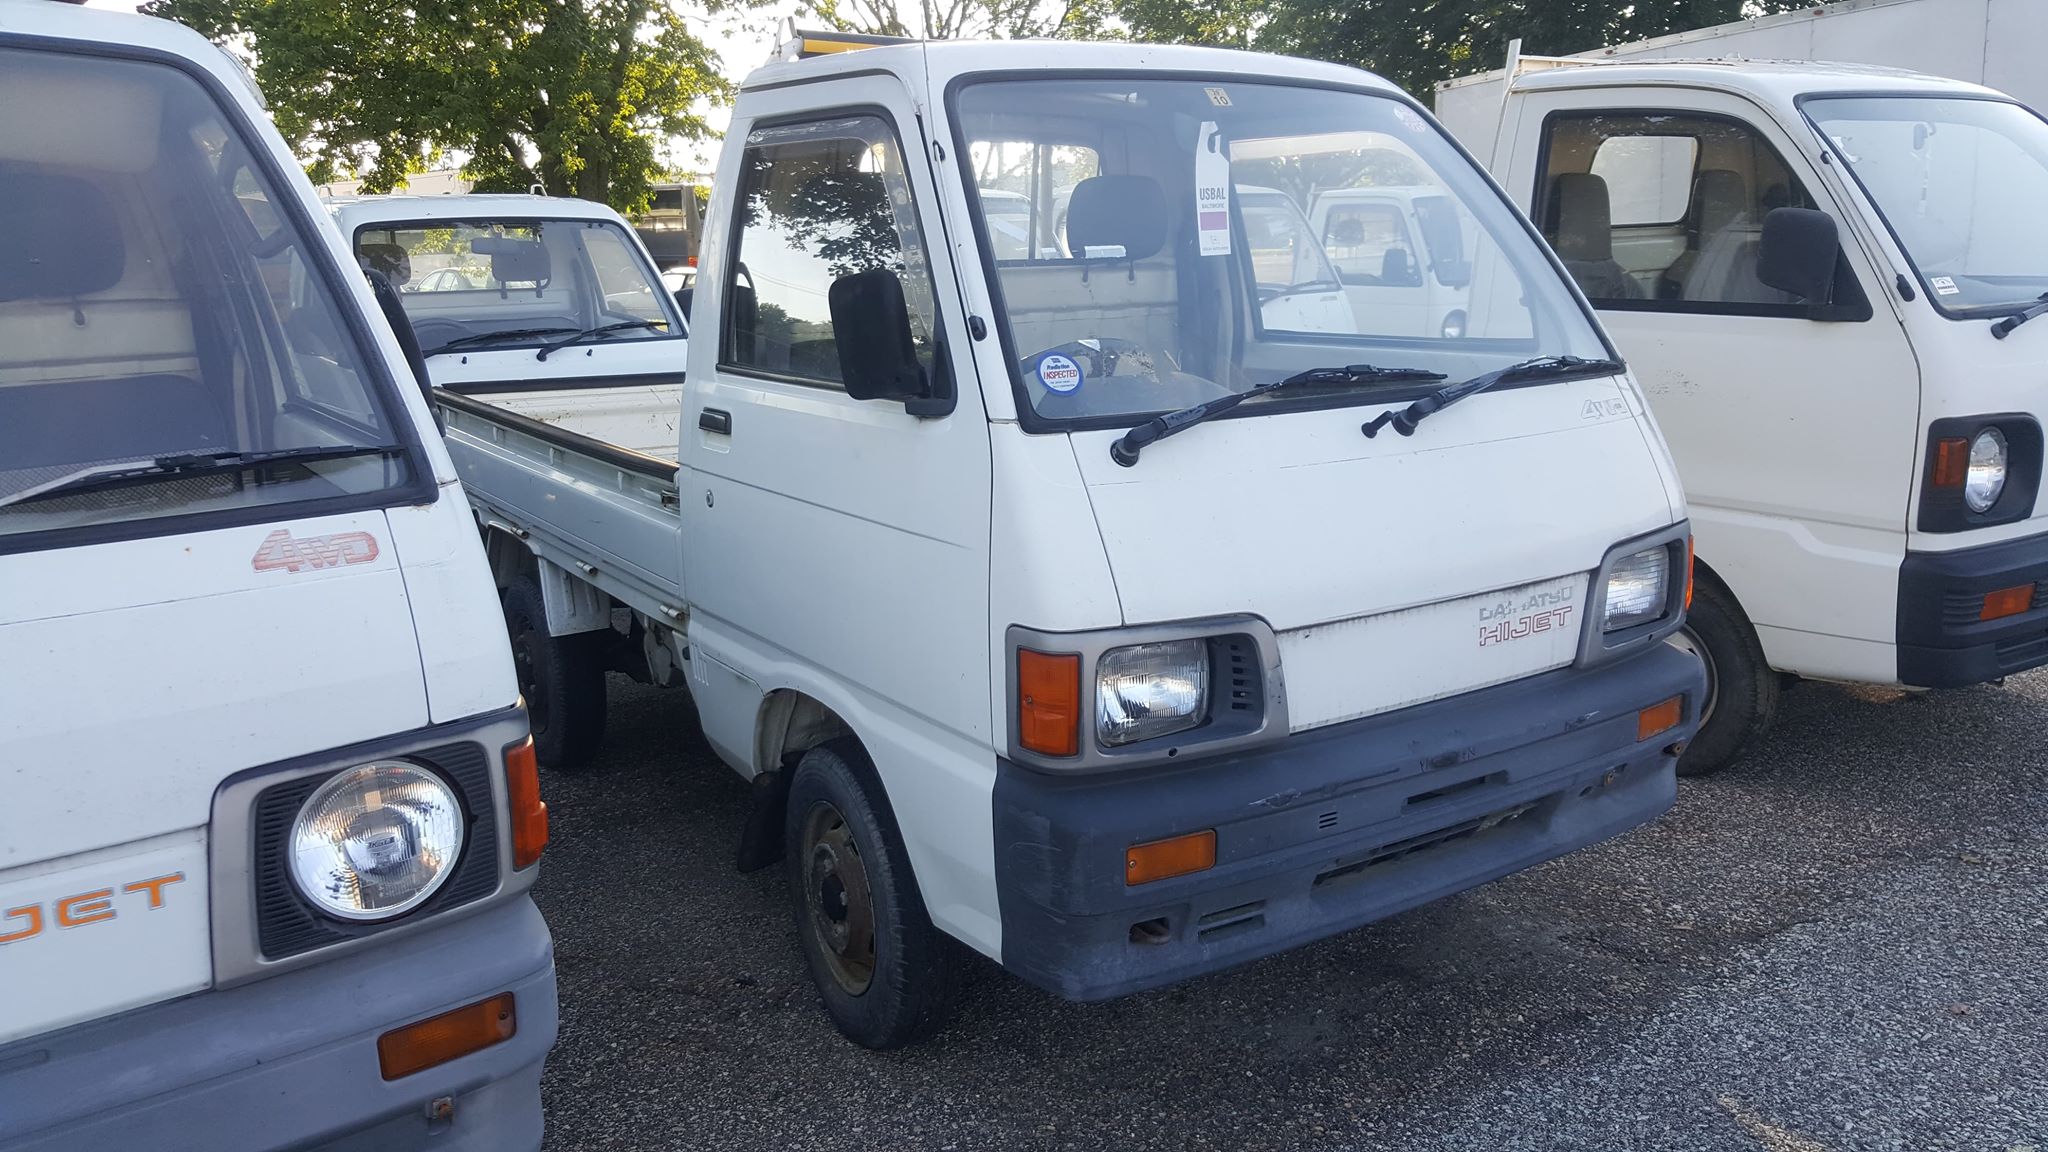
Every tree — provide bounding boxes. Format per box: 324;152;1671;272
803;0;1114;42
143;0;728;211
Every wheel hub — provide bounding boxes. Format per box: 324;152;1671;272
800;802;875;995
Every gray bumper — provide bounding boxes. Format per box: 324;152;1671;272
0;897;556;1152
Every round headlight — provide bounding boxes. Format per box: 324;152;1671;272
289;762;464;921
1965;428;2008;513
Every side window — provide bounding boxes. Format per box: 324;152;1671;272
1538;112;1821;311
722;115;937;387
580;225;667;326
1321;202;1421;286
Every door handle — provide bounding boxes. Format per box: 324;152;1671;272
699;408;732;435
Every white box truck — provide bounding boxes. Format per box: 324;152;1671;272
1437;22;2048;773
417;30;1708;1048
0;4;556;1148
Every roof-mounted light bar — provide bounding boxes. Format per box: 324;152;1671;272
772;20;919;62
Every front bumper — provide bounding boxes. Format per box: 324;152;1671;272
992;642;1703;1002
0;897;557;1152
1898;531;2048;688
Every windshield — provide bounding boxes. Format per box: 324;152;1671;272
1806;95;2048;314
0;48;418;546
952;77;1607;425
354;218;681;352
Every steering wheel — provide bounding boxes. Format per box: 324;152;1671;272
1019;337;1168;387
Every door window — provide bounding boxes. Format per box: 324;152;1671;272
1321;202;1420;286
1538;112;1837;311
722;115;938;387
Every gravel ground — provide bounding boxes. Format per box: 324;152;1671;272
532;671;2048;1151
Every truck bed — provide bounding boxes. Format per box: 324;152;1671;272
437;388;687;624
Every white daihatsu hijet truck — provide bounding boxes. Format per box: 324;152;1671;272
0;4;555;1149
419;31;1708;1048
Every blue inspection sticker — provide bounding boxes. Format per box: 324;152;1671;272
1037;353;1084;394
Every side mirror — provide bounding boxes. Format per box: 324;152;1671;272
1433;257;1472;289
828;269;952;416
1757;207;1841;311
364;268;441;432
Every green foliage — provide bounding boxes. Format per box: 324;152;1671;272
142;0;729;211
1106;0;1812;102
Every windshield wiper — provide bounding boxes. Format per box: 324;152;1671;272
1360;355;1624;438
1991;292;2048;340
534;320;666;361
0;445;402;510
1110;364;1447;467
423;327;578;357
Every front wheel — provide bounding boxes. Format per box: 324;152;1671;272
785;740;954;1048
502;576;608;769
1670;577;1778;777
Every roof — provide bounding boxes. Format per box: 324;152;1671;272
325;193;630;227
1459;56;2004;105
740;38;1405;98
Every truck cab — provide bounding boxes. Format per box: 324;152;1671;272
0;5;554;1148
1306;185;1476;339
423;33;1706;1048
1450;59;2048;772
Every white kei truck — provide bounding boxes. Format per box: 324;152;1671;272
402;30;1709;1048
1437;51;2048;773
0;4;556;1149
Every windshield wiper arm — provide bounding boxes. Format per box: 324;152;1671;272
0;445;402;510
1991;292;2048;339
1361;355;1624;438
535;320;665;360
423;327;578;356
1110;364;1447;467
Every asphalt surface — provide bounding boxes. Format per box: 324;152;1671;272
533;671;2048;1151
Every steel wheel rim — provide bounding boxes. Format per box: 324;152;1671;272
800;800;876;996
1668;627;1718;726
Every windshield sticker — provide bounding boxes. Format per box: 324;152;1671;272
1196;122;1232;257
1204;87;1232;107
1930;276;1961;296
1038;353;1083;394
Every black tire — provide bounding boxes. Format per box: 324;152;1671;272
785;739;954;1048
1671;576;1778;777
501;576;608;769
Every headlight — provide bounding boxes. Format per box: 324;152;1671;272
1440;309;1467;339
289;761;465;921
1097;640;1207;746
1965;427;2008;513
1602;546;1670;632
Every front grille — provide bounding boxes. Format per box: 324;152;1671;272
253;741;500;960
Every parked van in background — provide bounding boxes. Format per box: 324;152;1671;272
1307;186;1476;339
1439;53;2048;773
0;5;555;1148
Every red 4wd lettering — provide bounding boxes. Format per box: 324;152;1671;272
251;529;379;573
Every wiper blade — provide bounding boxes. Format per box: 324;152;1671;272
535;319;665;360
0;445;401;509
1361;355;1624;438
423;327;578;356
1990;292;2048;339
1110;364;1446;467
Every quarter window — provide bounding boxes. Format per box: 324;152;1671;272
722;115;938;387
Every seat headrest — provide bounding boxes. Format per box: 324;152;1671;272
1692;169;1748;237
472;235;550;285
359;242;411;285
0;166;125;303
1065;175;1167;261
1546;172;1613;262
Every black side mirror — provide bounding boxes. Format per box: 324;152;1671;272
828;269;952;416
364;268;441;432
1758;207;1841;312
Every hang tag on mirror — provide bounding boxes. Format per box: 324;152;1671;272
1195;121;1231;257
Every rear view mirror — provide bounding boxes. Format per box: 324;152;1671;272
1757;207;1840;311
828;269;952;417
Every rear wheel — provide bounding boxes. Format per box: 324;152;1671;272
502;576;608;769
786;739;953;1048
1671;577;1777;777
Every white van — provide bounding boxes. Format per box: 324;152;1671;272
1437;57;2048;772
421;31;1707;1048
0;5;555;1148
1307;186;1476;339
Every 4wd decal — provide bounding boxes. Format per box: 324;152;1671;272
251;529;379;573
1582;398;1629;420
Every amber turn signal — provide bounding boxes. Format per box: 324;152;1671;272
1125;829;1216;886
378;993;516;1080
504;737;548;870
1018;648;1081;757
1637;695;1683;743
1930;437;1971;488
1981;585;2034;622
1684;536;1696;611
